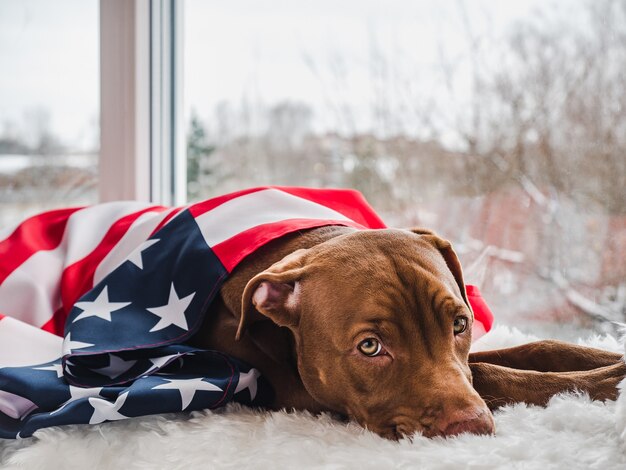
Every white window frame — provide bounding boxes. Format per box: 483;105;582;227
99;0;185;206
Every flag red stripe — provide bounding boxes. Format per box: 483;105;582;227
466;285;494;333
188;187;387;230
188;187;266;218
40;306;65;337
212;218;368;272
0;208;83;285
46;207;166;336
278;187;387;229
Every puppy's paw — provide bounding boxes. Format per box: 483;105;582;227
585;362;626;402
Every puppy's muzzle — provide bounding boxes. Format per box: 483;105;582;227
436;406;495;437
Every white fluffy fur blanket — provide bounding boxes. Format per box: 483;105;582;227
2;326;626;469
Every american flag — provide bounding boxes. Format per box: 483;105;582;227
0;187;493;439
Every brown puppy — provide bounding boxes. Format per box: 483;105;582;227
190;226;625;439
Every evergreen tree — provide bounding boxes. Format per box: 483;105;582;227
186;112;215;201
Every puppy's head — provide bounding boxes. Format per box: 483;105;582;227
238;228;494;439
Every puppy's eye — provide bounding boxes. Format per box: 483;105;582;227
453;316;468;335
358;338;382;356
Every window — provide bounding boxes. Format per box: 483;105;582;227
2;1;623;338
183;0;626;338
0;0;99;227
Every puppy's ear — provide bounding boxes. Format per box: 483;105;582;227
409;228;471;310
236;249;309;341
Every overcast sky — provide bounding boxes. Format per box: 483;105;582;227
0;0;98;148
0;0;545;149
184;0;548;143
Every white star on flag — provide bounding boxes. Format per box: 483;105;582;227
51;385;103;415
33;362;64;378
63;333;94;355
147;283;195;332
127;239;160;269
64;359;78;377
234;368;261;401
152;378;222;410
93;354;138;379
73;286;131;323
145;353;184;374
89;392;130;424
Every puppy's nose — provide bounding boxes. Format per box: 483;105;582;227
438;407;495;437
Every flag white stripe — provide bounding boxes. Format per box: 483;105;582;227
0;390;38;420
0;202;150;327
63;201;151;265
0;249;65;327
471;322;487;342
0;218;22;244
194;189;350;247
0;317;62;367
93;208;174;285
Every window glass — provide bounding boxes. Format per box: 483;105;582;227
184;0;626;338
0;0;99;227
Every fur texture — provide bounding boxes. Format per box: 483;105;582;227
2;326;626;469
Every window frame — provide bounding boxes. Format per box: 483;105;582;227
99;0;185;205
